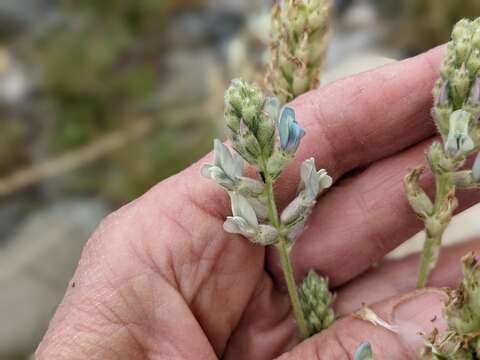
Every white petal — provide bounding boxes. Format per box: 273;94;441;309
318;172;333;189
229;192;259;227
214;139;235;177
232;153;244;177
300;158;316;185
201;164;214;179
246;196;268;221
210;167;234;188
237;176;264;195
255;225;279;245
223;217;242;234
224;217;257;238
281;196;304;224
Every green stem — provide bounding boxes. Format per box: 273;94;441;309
416;232;441;288
417;171;453;288
264;174;309;339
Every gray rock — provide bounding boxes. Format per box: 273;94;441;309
0;199;109;357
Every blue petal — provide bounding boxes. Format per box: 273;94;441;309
286;121;306;152
353;341;373;360
278;107;296;149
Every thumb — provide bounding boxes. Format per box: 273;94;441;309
276;289;447;360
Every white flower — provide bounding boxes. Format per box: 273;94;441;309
281;158;332;244
224;192;278;245
445;110;475;157
299;158;333;202
201;139;244;190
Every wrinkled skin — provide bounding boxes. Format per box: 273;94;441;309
37;46;480;359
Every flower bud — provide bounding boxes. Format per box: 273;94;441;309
354;342;373;360
225;110;240;132
462;253;480;316
451;66;471;107
473;28;480;49
404;167;434;218
298;271;335;335
266;150;293;180
452;19;470;42
224;79;282;167
469;76;480;106
236;176;264;197
242;104;259;127
266;0;332;103
242;133;262;159
444;253;480;336
257;115;276;158
452;170;476;189
281;196;306;225
255;225;279;246
432;106;453;138
467;48;480;75
435;80;450;106
428;142;460;173
455;36;472;64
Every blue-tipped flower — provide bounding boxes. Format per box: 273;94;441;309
445;110;475;157
278;107;306;153
354;341;373;360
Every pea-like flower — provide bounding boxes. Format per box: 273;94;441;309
201;139;244;190
224;192;278;245
278;107;306;153
300;157;333;202
281;158;332;245
445;110;475;157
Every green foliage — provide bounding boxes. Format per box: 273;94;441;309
26;0;214;204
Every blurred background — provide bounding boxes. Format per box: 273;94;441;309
1;0;480;358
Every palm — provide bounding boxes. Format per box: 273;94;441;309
37;46;480;360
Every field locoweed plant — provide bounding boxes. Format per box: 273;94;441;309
202;0;335;340
202;79;334;339
266;0;333;104
422;253;480;359
405;18;480;288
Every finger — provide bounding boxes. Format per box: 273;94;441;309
275;45;444;202
336;238;480;315
189;46;445;217
275;289;448;360
269;136;480;287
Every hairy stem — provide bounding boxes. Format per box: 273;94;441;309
264;174;309;339
416;232;441;288
276;235;309;339
417;170;455;288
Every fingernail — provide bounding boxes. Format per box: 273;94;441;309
390;289;448;352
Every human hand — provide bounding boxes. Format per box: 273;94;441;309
36;46;480;360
